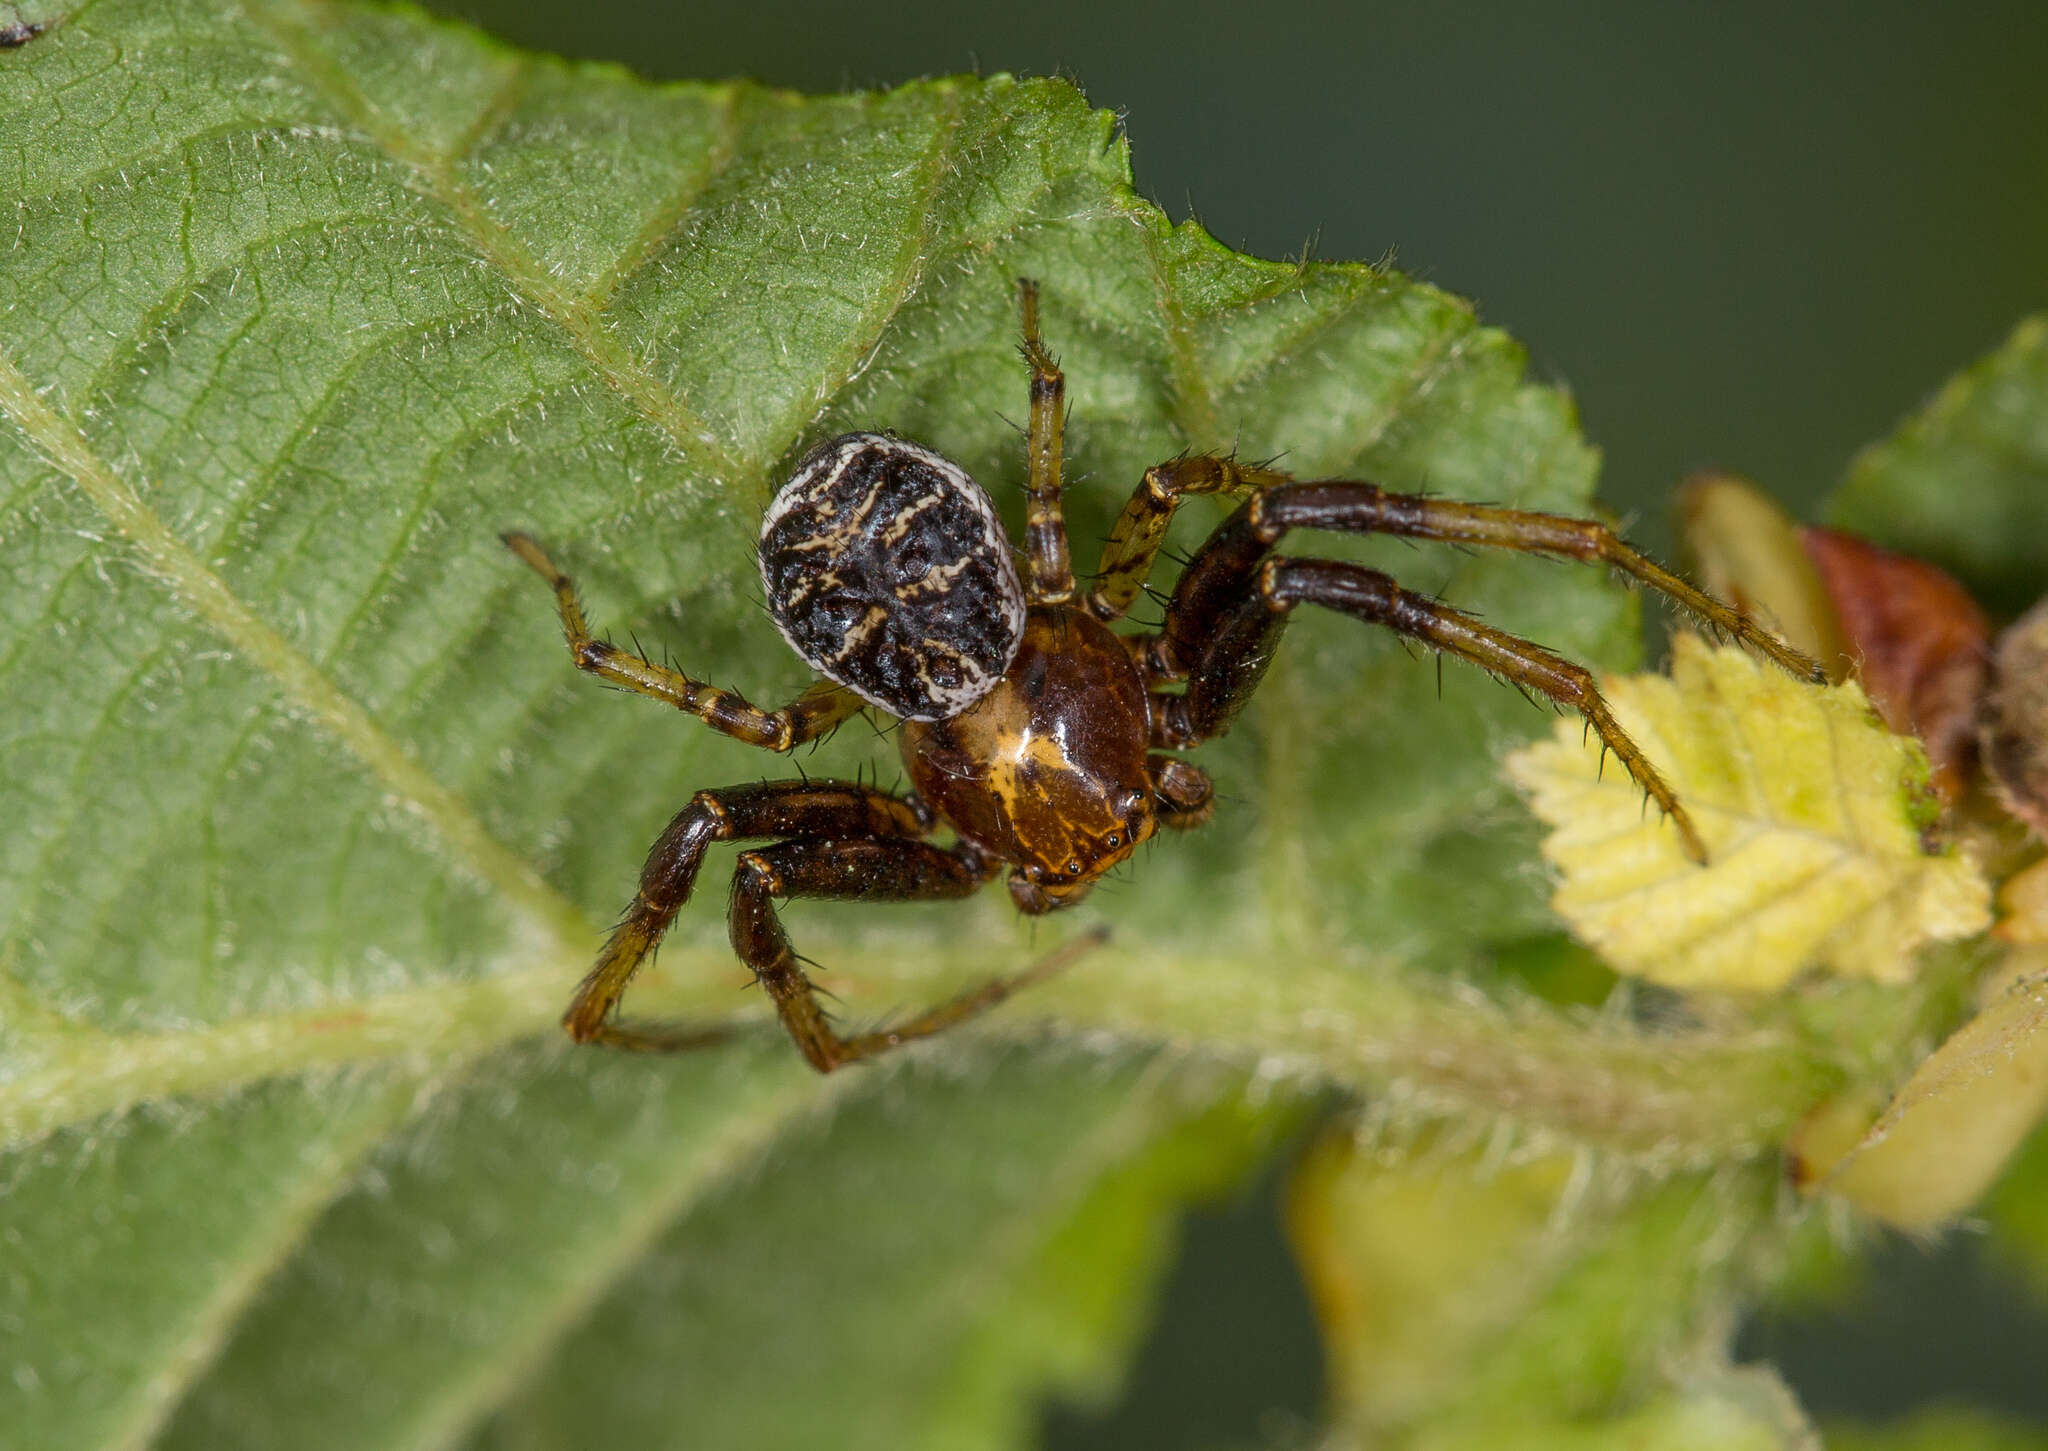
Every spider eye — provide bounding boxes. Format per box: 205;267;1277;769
1066;859;1082;875
1104;834;1120;849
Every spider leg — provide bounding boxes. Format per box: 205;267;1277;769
731;836;1088;1072
563;780;931;1051
1151;490;1731;861
1017;279;1076;605
1086;453;1288;625
1325;486;1826;675
1164;481;1826;682
503;532;864;751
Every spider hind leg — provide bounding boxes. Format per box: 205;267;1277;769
730;836;1091;1072
562;780;929;1052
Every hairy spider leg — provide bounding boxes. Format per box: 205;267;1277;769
1281;481;1824;680
503;531;862;751
1087;454;1288;625
732;838;1103;1072
1104;466;1824;685
1147;488;1740;862
1017;279;1076;605
567;779;1096;1067
564;780;931;1050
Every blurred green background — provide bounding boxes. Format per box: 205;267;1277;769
416;1;2048;1444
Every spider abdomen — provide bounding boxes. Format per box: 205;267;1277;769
759;432;1026;721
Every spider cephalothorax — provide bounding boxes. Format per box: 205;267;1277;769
505;281;1822;1073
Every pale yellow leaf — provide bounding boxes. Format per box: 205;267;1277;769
1995;856;2048;944
1505;634;1990;991
1818;949;2048;1229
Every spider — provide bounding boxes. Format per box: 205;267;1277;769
504;281;1823;1073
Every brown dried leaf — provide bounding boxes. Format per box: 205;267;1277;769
1982;596;2048;841
1800;526;1992;802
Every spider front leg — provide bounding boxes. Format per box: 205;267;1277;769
1131;475;1822;683
1300;483;1826;680
565;780;930;1051
1017;278;1077;605
504;531;862;751
1087;454;1288;623
1288;560;1710;858
1148;489;1786;862
731;836;1092;1072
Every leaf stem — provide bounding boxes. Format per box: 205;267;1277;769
0;935;1842;1166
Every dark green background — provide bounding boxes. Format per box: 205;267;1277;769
418;1;2048;1444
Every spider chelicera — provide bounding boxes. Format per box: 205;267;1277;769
504;281;1822;1072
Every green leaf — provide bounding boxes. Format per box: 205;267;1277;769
1412;1367;1820;1451
4;1042;1298;1451
1985;1102;2048;1298
0;1;1853;1443
1285;1124;1817;1443
1827;1409;2048;1451
1828;315;2048;617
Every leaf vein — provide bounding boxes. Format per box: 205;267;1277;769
585;82;746;313
747;87;971;472
78;206;470;406
101;1074;431;1451
0;618;177;967
406;1066;845;1451
5;118;360;211
0;351;592;962
305;370;576;675
1135;223;1224;447
440;52;531;169
246;0;749;486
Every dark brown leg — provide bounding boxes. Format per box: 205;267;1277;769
1149;591;1290;752
1154;481;1825;683
1159;553;1711;861
504;532;863;751
729;837;1090;1072
564;781;931;1050
1142;479;1824;859
1017;279;1076;606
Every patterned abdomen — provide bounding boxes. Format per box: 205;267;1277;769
759;433;1026;721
